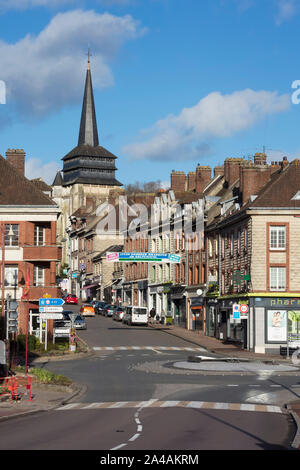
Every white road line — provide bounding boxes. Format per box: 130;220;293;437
240;404;255;411
227;384;239;387
82;403;102;409
129;433;140;442
266;405;282;413
111;443;127;450
109;402;128;408
56;400;284;414
160;401;180;407
137;425;143;432
186;401;205;409
214;403;229;410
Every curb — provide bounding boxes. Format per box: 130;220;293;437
0;382;86;423
286;404;300;449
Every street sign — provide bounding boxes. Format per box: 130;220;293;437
240;304;249;319
107;252;181;263
40;313;63;320
232;303;240;319
39;306;64;313
39;298;64;307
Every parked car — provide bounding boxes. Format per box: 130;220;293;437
94;301;108;314
62;311;73;321
122;306;148;326
112;307;125;321
65;294;78;304
99;303;110;315
73;315;87;330
80;304;95;317
105;305;115;317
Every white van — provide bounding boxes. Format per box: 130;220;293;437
123;306;148;326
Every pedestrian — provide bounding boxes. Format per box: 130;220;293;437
150;308;156;324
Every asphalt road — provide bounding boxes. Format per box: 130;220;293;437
0;308;298;452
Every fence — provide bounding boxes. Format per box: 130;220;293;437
0;375;33;403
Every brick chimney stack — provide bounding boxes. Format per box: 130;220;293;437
187;172;196;191
239;163;271;205
213;165;224;178
171;171;186;192
224;158;244;186
253;152;267;166
6;149;25;176
195;165;211;193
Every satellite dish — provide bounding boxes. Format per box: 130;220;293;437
197;289;203;296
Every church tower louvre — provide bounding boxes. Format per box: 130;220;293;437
60;55;122;187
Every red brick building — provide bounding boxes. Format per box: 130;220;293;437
0;150;61;339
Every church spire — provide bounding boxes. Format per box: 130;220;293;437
78;51;99;147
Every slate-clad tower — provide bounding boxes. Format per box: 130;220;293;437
61;59;122;187
52;57;123;266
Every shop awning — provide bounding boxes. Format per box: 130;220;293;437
83;283;99;289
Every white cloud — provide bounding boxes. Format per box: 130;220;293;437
25;157;61;184
0;9;145;116
275;0;298;24
123;89;290;162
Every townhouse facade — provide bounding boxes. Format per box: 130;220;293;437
205;155;300;354
0;149;61;341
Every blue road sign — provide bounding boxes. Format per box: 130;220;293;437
39;298;64;307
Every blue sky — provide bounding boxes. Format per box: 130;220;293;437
0;0;300;186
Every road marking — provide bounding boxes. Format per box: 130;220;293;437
57;400;284;413
111;443;127;450
93;346;205;352
129;433;140;442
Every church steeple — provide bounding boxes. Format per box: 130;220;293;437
60;52;122;188
78;53;99;147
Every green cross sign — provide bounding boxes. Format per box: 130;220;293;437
231;270;250;284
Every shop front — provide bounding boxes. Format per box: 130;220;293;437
171;286;186;328
252;296;300;354
216;297;249;348
138;280;148;308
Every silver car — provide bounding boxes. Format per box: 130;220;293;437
73;314;87;330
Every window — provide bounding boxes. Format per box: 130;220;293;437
230;232;234;256
270;267;286;291
34;225;45;246
4;266;18;286
244;227;248;251
270;226;286;250
237;230;241;255
151;265;156;282
34;266;45;287
5;224;19;246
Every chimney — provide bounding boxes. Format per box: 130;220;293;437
239;164;271;205
224;158;245;186
281;156;289;168
213;165;224;178
195;165;211;193
6;149;25;176
254;152;267;166
171;171;186;192
187;172;196;191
